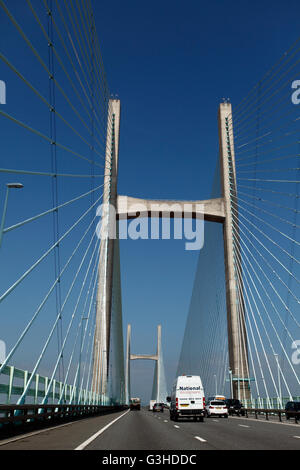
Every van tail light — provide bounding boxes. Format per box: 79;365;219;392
203;397;205;407
176;398;178;410
209;406;214;409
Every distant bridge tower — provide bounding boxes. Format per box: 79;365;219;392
125;324;168;405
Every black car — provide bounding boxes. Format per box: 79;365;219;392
225;399;245;416
153;403;164;413
285;401;300;420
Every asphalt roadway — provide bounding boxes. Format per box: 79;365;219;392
0;407;300;450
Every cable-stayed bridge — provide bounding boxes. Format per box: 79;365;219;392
0;0;299;450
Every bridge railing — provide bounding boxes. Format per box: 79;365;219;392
0;404;128;431
242;408;300;424
0;363;105;406
241;397;300;410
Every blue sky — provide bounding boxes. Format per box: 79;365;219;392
1;0;300;404
91;0;300;401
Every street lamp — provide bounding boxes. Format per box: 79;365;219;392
214;374;217;396
274;354;282;409
229;369;233;399
0;183;24;248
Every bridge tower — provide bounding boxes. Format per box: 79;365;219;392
218;101;250;400
91;98;250;403
91;98;122;402
125;324;167;405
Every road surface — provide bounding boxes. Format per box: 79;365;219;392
0;408;300;450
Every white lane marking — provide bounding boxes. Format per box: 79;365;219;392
230;415;300;428
75;409;130;450
164;420;168;422
0;417;88;448
239;424;250;428
213;419;219;422
174;425;180;429
195;436;207;443
293;436;300;439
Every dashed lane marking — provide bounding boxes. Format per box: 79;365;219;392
174;425;180;429
238;424;250;428
195;436;207;443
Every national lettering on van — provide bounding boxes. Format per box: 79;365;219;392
179;386;201;391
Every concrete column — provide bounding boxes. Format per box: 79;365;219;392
218;102;251;400
92;99;121;399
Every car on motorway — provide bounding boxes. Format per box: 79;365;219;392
225;398;245;416
205;400;228;418
168;375;205;422
130;397;141;410
285;401;300;420
152;403;164;413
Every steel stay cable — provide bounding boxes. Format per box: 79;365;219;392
42;233;100;403
58;247;99;404
60;0;112;134
232;36;300;116
230;201;300;299
0;0;106;146
0;193;103;304
41;0;109;148
0;168;104;178
234;189;300;216
236;152;299;168
232;193;300;230
232;237;287;401
234;269;261;399
231;195;300;248
0;109;104;168
231;224;300;388
237;183;300;199
72;249;99;403
37;0;107;151
0;209;101;377
3;184;103;234
23;0;106;155
231;208;300;330
17;225;99;404
70;256;99;403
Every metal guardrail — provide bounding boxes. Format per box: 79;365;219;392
243;408;300;424
0;404;128;431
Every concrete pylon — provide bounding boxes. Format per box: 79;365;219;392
218;101;251;400
126;324;167;404
92;99;121;401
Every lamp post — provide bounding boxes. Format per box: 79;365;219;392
274;354;282;409
78;316;88;404
0;183;24;248
229;369;233;399
214;374;217;396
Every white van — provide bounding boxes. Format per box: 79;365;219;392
168;375;205;422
